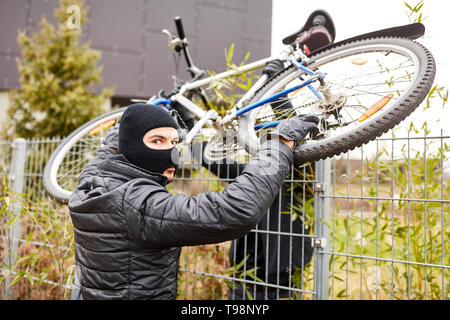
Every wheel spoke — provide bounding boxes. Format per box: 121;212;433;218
248;41;427;148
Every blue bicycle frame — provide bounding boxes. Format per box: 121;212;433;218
150;59;324;131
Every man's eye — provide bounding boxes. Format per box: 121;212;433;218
172;141;179;146
153;139;161;144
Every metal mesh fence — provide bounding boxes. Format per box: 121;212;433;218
0;138;73;300
325;129;450;300
0;141;12;178
173;150;317;300
0;129;448;300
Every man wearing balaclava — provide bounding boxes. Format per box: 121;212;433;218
118;103;181;178
68;103;318;300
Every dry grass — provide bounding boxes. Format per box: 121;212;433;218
178;242;231;300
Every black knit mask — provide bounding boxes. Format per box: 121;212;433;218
118;103;180;175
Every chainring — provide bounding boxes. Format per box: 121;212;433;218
203;130;243;162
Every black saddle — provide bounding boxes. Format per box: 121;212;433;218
282;9;336;52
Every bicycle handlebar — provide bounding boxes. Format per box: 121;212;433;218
174;16;186;40
171;16;207;90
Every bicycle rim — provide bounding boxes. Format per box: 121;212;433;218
239;37;435;163
43;108;126;203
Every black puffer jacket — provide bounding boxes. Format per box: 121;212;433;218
68;129;293;300
203;159;313;291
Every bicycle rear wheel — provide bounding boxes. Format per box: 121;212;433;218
43;107;126;203
238;37;436;164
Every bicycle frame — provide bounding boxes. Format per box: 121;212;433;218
148;53;324;144
147;56;273;118
42;19;433;204
148;19;428;145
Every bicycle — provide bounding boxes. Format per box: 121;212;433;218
43;10;436;203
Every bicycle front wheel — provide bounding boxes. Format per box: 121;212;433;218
239;37;436;164
43;107;126;203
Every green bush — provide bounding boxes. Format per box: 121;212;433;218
3;0;113;139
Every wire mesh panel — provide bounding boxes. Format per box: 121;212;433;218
175;135;317;300
325;129;449;300
0;141;12;179
1;129;448;300
0;138;73;300
0;141;13;298
24;138;62;202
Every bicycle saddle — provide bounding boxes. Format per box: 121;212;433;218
282;9;336;48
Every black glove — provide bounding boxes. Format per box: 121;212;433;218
262;59;285;78
261;115;319;148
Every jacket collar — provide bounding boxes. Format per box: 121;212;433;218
97;153;169;187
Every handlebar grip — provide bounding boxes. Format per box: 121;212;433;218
174;16;186;40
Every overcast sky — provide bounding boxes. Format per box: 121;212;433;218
271;0;450;136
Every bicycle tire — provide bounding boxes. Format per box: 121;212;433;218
43;107;127;203
238;37;435;165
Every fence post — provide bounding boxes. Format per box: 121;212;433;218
2;138;27;300
313;158;331;300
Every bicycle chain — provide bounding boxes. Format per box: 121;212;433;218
169;108;191;143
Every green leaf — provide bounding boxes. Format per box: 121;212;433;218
337;289;347;298
226;44;235;65
10;271;26;286
7;213;20;227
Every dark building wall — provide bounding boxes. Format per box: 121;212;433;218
0;0;272;101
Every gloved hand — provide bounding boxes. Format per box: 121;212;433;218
262;59;285;78
261;115;319;149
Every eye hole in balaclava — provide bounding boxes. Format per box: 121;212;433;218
118;103;181;175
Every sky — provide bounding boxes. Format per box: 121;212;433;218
271;0;450;160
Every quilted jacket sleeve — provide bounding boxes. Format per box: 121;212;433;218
125;139;293;248
74;126;119;191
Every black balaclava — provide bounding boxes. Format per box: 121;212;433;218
118;103;180;175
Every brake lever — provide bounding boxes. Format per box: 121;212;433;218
162;29;185;53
